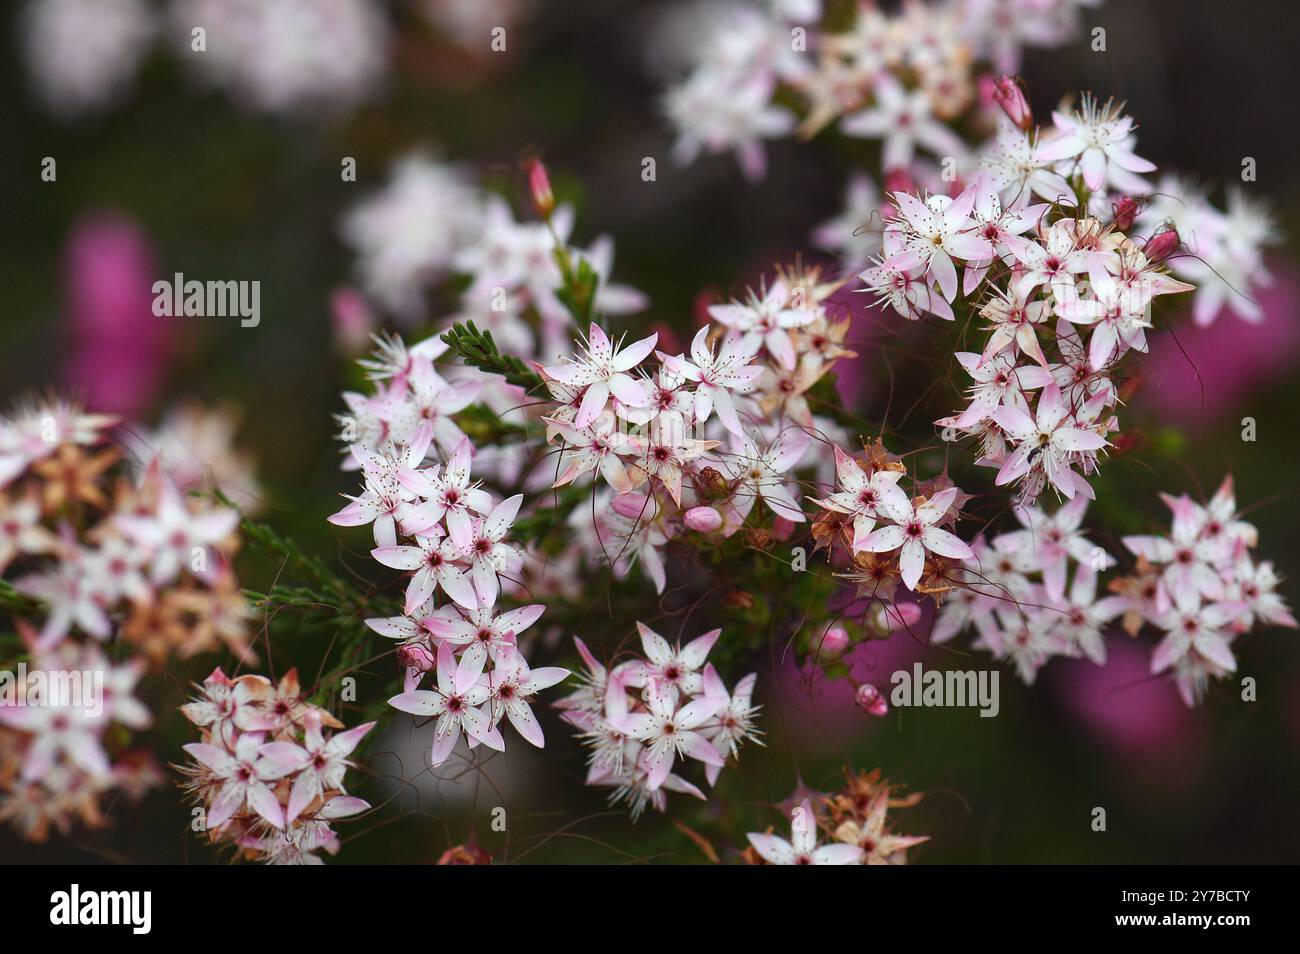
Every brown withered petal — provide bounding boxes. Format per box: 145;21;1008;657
33;445;119;514
438;843;492;865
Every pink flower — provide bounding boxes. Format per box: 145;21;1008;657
811;445;906;551
183;732;307;830
460;494;524;606
708;280;816;370
484;646;569;748
622;621;721;698
747;799;863;865
543;324;658;427
841;75;967;171
1037;95;1155;192
388;643;502;766
425;604;546;681
286;713;375;826
662;326;764;435
883;187;995;302
859;485;974;591
399;436;493;548
991;384;1107;499
371;534;478;613
608;676;725;791
722;427;811;525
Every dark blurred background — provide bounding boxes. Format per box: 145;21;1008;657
3;0;1300;863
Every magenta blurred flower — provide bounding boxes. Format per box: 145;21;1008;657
779;597;934;734
62;213;170;417
1138;263;1300;423
1051;637;1193;756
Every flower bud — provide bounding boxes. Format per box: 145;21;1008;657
819;626;851;659
611;492;653;519
1145;227;1180;262
397;642;436;672
870;600;923;636
855;683;888;718
1111;195;1139;233
696;466;729;497
992;76;1032;131
684;505;722;532
525;158;554;218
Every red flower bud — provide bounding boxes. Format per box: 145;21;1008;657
1145;228;1180;262
992;76;1033;131
525;158;554;218
1111;196;1139;233
855;683;888;718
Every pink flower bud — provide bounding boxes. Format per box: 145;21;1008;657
525;158;554;218
992;76;1033;131
855;683;889;718
1145;228;1180;262
1111;196;1139;233
819;626;850;659
877;601;923;633
772;516;796;541
397;643;436;672
612;492;653;519
684;505;722;532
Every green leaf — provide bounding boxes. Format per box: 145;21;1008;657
441;320;545;392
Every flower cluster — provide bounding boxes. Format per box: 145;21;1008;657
1143;177;1281;326
23;0;392;119
932;495;1121;684
1118;477;1295;705
933;478;1295;703
555;625;760;819
179;667;374;864
662;0;1098;182
21;0;155;119
0;396;256;840
745;768;926;865
845;89;1276;338
812;441;974;594
541;265;857;593
0;634;157;842
329;364;571;767
1;398;253;663
862;98;1205;503
341;153;646;332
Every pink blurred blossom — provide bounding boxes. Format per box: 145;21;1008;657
779;596;934;734
330;286;375;354
1050;637;1193;756
1138;263;1300;424
62;212;171;417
